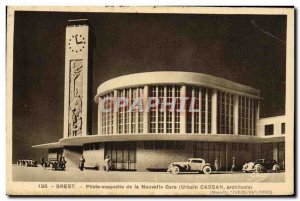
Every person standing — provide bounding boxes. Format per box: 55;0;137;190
104;155;111;172
79;155;85;171
214;158;219;172
40;156;45;169
231;157;236;171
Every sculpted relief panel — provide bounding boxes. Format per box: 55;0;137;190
69;59;83;137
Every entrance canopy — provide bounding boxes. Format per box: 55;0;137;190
32;134;285;149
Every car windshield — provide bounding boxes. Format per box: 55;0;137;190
256;159;264;163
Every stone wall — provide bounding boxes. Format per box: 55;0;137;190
83;143;105;170
63;146;83;168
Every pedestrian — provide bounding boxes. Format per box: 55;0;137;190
40;156;45;168
61;156;67;170
104;155;111;172
79;155;85;171
231;157;236;171
214;158;219;172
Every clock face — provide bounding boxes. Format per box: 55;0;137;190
68;34;86;53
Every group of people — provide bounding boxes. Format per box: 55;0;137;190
40;156;67;169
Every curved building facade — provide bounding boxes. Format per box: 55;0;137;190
33;19;285;172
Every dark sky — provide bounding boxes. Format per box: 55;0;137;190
12;11;286;162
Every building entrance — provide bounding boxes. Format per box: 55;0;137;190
104;142;136;171
193;142;226;170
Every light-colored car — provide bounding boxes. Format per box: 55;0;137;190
167;158;212;174
17;159;38;167
242;159;280;173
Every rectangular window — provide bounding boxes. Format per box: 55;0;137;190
238;96;257;135
176;141;186;149
265;124;274;136
158;86;164;133
207;89;212;134
194;87;200;133
144;141;154;149
131;88;137;133
217;92;234;134
101;92;114;135
155;141;165;149
118;90;124;134
174;86;180;133
232;143;237;151
165;141;175;149
201;88;206;133
186;86;193;133
94;143;100;150
281;123;285;134
166;86;173;133
149;86;157;133
124;89;130;133
138;87;144;133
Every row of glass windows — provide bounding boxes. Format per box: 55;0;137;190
83;143;100;151
149;85;181;133
265;123;285;136
144;141;186;149
101;92;114;134
186;86;212;134
100;85;259;135
217;92;234;134
238;97;257;135
101;88;144;134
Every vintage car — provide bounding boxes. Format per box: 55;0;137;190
242;159;280;173
17;159;38;167
167;158;212;174
45;158;67;171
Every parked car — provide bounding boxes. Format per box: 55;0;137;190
167;158;212;174
17;159;38;167
242;159;280;173
45;158;67;171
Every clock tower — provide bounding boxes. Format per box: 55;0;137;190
64;19;93;138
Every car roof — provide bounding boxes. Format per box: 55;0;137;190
188;158;204;160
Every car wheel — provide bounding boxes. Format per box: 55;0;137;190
203;166;212;175
273;165;280;172
171;166;180;174
255;165;262;173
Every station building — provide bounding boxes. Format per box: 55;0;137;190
33;19;285;172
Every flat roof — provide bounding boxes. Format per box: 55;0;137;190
33;134;284;149
95;71;261;102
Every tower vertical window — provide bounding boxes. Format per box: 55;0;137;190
281;123;285;134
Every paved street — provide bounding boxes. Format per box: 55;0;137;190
12;165;284;183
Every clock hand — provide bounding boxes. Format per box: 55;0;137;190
75;35;83;44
